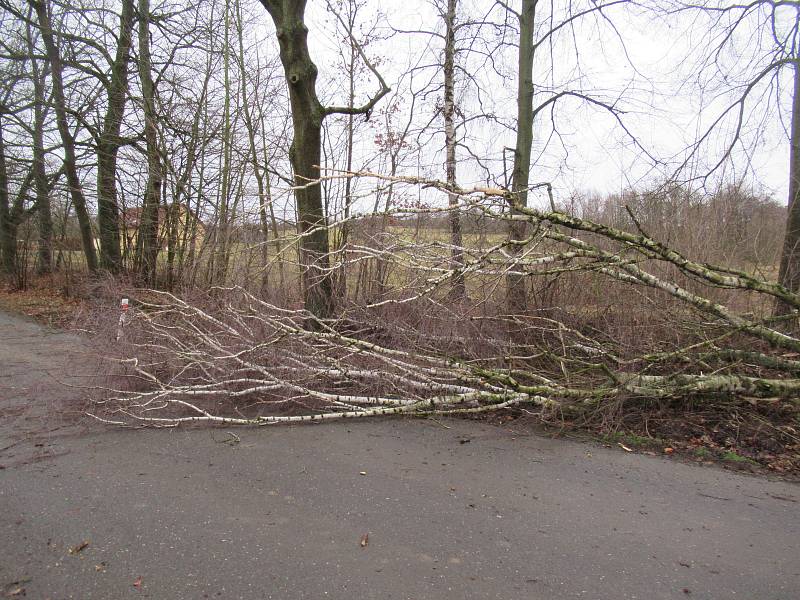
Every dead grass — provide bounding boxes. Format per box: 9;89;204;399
0;275;86;328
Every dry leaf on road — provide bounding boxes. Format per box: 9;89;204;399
68;541;89;555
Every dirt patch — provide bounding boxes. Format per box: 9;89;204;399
631;403;800;477
0;278;85;328
484;401;800;479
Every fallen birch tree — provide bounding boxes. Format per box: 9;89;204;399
89;173;800;427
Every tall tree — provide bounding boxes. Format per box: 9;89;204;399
325;0;366;303
0;124;10;277
258;0;389;318
660;2;800;314
777;22;800;314
135;0;161;284
28;43;53;275
442;0;465;300
235;0;284;293
392;0;514;300
96;0;135;273
29;0;97;272
208;0;235;286
23;14;53;274
506;0;536;314
0;117;21;278
0;111;36;284
497;0;636;314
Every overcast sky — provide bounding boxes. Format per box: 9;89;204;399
289;0;795;209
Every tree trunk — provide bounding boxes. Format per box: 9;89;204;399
136;0;161;285
208;0;234;286
235;0;272;293
259;0;334;318
96;0;135;273
171;52;212;287
333;35;356;303
0;122;36;284
506;0;536;315
32;75;53;275
26;21;53;275
777;58;800;316
0;121;16;277
259;109;286;290
443;0;465;301
30;0;97;272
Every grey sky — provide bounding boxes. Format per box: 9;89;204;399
295;0;794;209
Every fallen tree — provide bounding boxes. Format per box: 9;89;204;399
89;173;800;427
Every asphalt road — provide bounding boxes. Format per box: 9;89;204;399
1;309;798;599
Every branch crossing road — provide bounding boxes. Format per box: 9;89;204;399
1;309;798;599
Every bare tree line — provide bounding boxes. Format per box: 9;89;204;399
0;2;781;290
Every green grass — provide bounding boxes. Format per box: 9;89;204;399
694;447;713;459
721;450;757;465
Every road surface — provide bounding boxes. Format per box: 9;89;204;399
1;308;798;599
